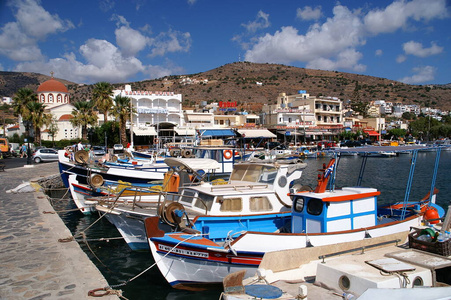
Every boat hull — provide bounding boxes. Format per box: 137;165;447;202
148;214;422;287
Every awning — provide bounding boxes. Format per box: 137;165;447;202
174;128;196;136
199;129;236;137
237;129;276;138
133;127;157;136
364;130;380;136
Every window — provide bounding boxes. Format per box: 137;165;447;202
220;198;242;212
194;192;214;211
180;190;196;204
317;116;321;121
294;197;304;212
250;196;273;212
57;94;62;103
48;94;53;103
307;198;323;215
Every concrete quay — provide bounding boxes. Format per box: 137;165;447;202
0;162;118;300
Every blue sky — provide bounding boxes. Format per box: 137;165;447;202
0;0;449;85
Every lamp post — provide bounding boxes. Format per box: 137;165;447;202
24;120;33;165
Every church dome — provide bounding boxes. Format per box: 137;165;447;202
37;78;68;93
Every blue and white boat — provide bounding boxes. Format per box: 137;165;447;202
146;146;446;289
96;159;308;250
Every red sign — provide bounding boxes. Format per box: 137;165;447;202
219;101;237;108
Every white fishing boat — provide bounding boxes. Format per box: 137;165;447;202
58;150;168;188
146;146;446;290
96;159;307;250
68;158;221;215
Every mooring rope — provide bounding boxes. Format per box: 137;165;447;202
108;233;207;290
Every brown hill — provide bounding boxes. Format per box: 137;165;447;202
1;62;450;113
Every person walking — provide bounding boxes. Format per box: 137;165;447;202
20;143;27;158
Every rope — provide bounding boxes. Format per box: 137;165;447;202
107;233;206;290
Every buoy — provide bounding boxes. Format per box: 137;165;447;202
424;208;440;224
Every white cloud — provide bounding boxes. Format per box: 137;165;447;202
15;39;145;83
148;29;191;57
296;6;322;21
364;0;447;34
399;65;436;84
0;0;73;62
242;10;270;33
396;55;407;63
375;49;383;56
115;26;149;57
14;0;74;39
245;5;365;70
402;41;443;57
307;48;366;72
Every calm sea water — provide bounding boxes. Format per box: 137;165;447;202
50;150;451;300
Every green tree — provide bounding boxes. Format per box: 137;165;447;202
387;128;406;140
111;95;132;146
47;116;60;147
70;101;98;141
26;101;51;145
12;88;37;118
92;82;113;124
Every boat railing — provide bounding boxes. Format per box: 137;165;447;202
209;183;269;192
318;238;401;263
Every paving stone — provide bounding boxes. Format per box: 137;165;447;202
0;162;117;300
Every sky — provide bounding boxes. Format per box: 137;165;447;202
0;0;449;86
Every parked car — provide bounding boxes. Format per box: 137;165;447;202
32;148;58;163
113;144;124;154
340;140;362;147
91;146;107;156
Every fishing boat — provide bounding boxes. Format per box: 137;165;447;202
58;149;168;187
68;158;221;215
96;159;307;250
146;145;445;290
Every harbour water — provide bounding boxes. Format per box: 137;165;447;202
50;150;451;300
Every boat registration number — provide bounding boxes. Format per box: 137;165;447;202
158;244;208;258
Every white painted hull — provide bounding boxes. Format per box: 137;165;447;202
149;215;422;287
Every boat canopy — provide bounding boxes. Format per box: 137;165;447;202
164;157;220;171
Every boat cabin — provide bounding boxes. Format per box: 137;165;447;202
175;162;307;216
291;187;380;234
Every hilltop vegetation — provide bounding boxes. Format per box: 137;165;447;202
1;62;450;113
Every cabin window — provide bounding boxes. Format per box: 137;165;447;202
220;197;242;212
307;198;323;215
294;197;304;212
250;196;273;212
180;190;196;204
194;192;214;211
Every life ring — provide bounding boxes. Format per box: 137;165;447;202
154;138;159;144
223;150;233;160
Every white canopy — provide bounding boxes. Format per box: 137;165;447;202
174;127;196;136
133;127;157;136
164;157;220;171
237;129;276;138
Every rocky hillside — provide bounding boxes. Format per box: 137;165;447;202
1;62;450;112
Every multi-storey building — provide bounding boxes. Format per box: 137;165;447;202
262;90;343;143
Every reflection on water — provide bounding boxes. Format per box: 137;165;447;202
49;151;450;300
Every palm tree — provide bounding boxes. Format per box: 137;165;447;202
92;82;113;124
70;101;98;141
12;88;37;118
111;95;132;146
26;101;51;145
